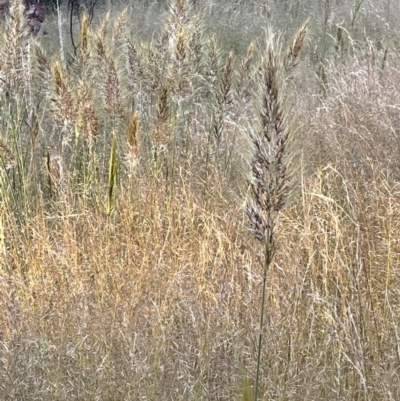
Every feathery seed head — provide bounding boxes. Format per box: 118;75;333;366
335;26;346;58
188;18;204;68
52;60;75;124
246;42;255;62
154;85;171;145
80;12;89;58
104;57;124;120
113;8;128;43
74;80;100;140
2;0;30;90
170;0;189;21
246;23;307;242
284;18;309;74
207;36;220;84
157;85;170;123
219;51;234;105
126;110;140;150
34;44;51;88
52;60;67;95
236;42;255;104
175;28;187;63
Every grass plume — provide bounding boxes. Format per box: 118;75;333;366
246;23;308;401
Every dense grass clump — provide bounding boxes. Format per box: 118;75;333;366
1;0;400;400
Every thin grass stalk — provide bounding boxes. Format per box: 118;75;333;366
0;203;6;269
8;102;30;214
236;41;255;108
0;157;25;232
223;125;239;177
0;133;18;218
320;0;330;62
126;109;140;171
106;133;117;216
254;214;274;401
0;157;15;214
45;150;53;197
57;0;65;64
351;0;366;29
79;136;97;204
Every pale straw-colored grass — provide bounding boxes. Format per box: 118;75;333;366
0;1;400;400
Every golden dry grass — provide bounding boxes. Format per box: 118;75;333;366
0;0;400;400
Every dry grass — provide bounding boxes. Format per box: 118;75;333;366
1;0;400;400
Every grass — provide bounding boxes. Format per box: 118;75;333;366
1;0;400;400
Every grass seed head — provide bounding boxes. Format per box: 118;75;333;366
284;18;309;74
154;85;171;145
104;57;124;120
247;23;307;242
80;12;90;60
126;110;140;150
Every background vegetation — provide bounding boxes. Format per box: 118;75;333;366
1;0;400;399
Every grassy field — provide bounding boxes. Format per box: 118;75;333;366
1;0;400;399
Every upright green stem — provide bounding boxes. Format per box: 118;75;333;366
254;216;274;401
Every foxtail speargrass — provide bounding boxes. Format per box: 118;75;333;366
246;22;308;401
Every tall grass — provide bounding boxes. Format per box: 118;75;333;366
0;0;400;400
245;22;309;401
